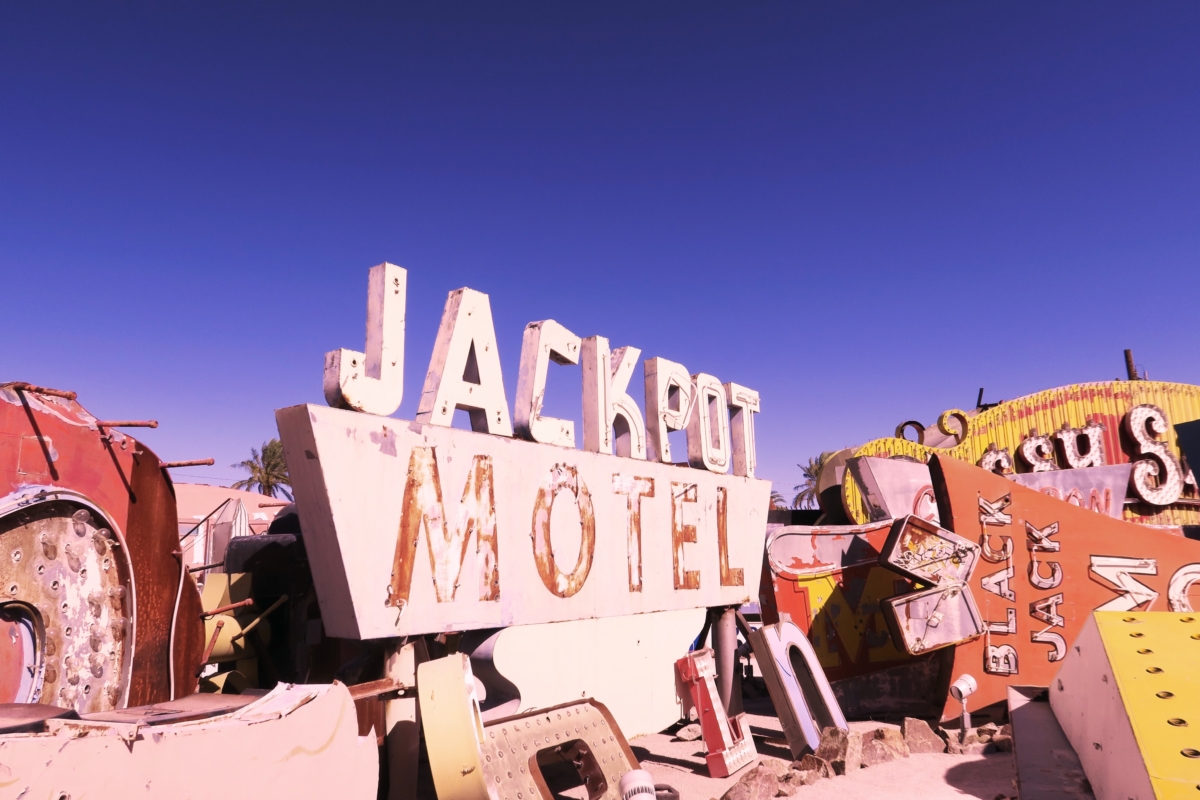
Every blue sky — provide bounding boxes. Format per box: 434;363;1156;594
3;3;1199;499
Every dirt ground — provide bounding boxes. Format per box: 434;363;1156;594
626;707;1016;800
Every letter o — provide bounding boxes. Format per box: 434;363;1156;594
1168;563;1200;612
531;464;595;598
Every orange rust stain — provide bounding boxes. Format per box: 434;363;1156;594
531;463;595;599
716;486;743;587
671;482;701;590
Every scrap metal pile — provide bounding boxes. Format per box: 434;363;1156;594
1;265;1197;800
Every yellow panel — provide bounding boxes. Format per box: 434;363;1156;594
1095;612;1200;797
843;380;1200;526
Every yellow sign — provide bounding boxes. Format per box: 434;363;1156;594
843;380;1200;527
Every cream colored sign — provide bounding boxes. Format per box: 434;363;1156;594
278;404;769;639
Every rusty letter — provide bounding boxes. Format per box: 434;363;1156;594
612;474;654;592
531;464;596;598
716;486;743;587
672;482;701;590
388;447;499;608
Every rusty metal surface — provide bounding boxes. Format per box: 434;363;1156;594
0;384;204;710
843;381;1200;526
125;444;205;705
0;499;132;713
923;454;1200;720
280;404;769;639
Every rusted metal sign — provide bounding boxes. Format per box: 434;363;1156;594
0;384;205;711
843;381;1200;527
279;264;769;639
887;455;1200;720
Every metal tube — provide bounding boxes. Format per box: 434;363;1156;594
712;606;738;714
160;459;215;468
201;598;254;618
198;619;225;673
6;382;77;400
95;420;158;428
188;560;224;573
1125;349;1139;381
230;594;288;642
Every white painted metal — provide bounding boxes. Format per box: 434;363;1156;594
581;336;647;459
724;382;760;479
515;319;581;448
416;288;513;436
483;609;705;738
324;263;406;416
687;374;731;473
644;357;693;464
1;683;378;799
276;403;770;639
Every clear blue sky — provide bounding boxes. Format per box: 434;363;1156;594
3;3;1199;499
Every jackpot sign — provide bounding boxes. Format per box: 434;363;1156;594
278;264;770;639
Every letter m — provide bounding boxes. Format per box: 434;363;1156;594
387;447;499;607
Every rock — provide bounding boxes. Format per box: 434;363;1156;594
815;727;862;775
976;723;1000;743
901;718;946;754
791;754;833;780
775;771;812;796
761;758;792;780
991;733;1014;752
946;734;990;755
860;728;910;767
720;765;780;800
675;723;703;742
998;723;1012;737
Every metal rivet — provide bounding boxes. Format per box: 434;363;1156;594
1170;718;1189;727
1159;691;1176;699
1138;649;1154;654
1183;617;1196;623
1183;749;1200;759
1131;632;1145;638
1148;667;1164;674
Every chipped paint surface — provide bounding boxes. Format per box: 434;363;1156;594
0;683;377;799
277;403;769;639
0;495;134;713
926;455;1200;720
843;380;1200;526
531;463;595;598
0;387;205;708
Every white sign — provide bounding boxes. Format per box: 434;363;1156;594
280;263;770;639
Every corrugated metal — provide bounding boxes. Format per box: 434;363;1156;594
843;380;1200;526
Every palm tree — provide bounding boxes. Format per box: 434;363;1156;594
769;491;787;510
792;451;836;509
231;438;292;500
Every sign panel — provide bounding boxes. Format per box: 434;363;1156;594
278;404;770;639
843;381;1200;527
884;455;1200;721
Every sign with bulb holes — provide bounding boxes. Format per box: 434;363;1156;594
278;263;770;639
